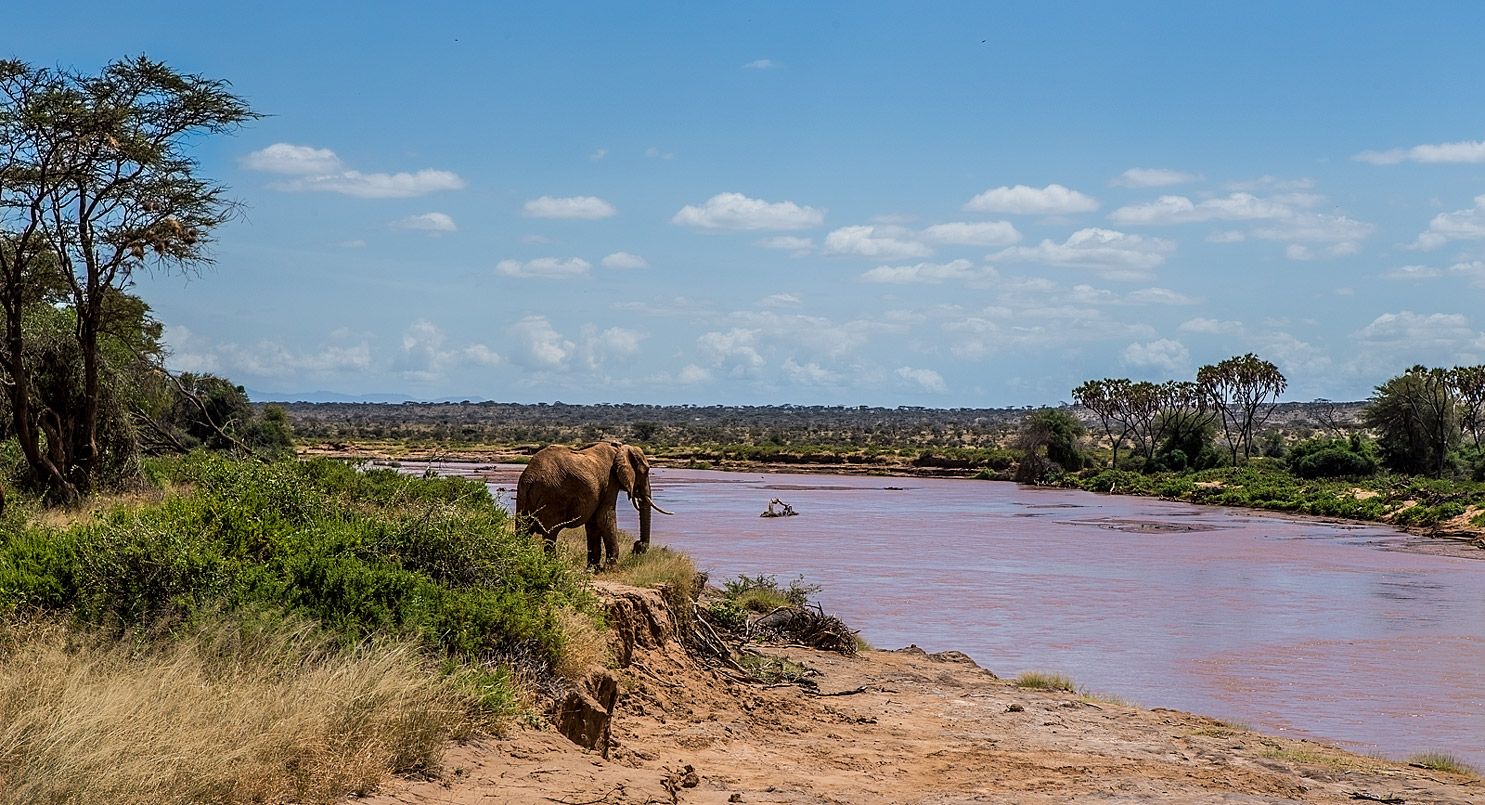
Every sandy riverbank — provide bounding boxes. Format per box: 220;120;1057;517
362;582;1479;805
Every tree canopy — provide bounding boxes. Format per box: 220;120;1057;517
0;56;258;500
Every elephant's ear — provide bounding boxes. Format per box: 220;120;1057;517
614;445;638;497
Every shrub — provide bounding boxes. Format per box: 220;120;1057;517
1286;435;1379;479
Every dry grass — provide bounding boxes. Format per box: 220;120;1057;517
551;605;611;679
25;486;177;530
0;617;475;805
1257;745;1385;772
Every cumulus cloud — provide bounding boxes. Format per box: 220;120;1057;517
1206;230;1246;243
522;195;617;219
1355;139;1485;165
1224;176;1314;192
744;59;777;69
509;316;575;369
1109;192;1295;225
918;221;1021;246
989;227;1176;279
823;225;933;259
1409;195;1485;250
240;143;344;175
1111;168;1203;188
1450;260;1485;285
1253;213;1373;244
389;212;456;234
963;184;1099;215
244;144;466;198
897;366;947;393
579;325;646;369
601;251;649;269
1284;242;1361;261
1120;338;1190;372
1125;287;1201;305
495;257;592;279
672;192;825;230
782;359;843;386
698;328;765;371
1354;311;1485;366
677;364;712;384
859;259;981;285
1381;264;1442;280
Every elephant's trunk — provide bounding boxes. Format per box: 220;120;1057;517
634;477;653;555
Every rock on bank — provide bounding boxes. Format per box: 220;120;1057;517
359;581;1478;805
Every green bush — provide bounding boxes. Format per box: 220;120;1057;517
1286;435;1379;479
0;454;596;671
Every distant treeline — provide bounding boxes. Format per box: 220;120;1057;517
272;399;1365;452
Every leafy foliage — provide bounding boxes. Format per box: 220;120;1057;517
1285;435;1379;479
1365;366;1458;477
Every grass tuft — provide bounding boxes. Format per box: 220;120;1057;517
1013;670;1078;692
1407;751;1479;777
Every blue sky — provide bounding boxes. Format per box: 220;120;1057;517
14;3;1485;405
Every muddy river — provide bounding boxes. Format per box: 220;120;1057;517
473;464;1484;767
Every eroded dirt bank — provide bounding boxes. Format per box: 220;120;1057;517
361;583;1478;805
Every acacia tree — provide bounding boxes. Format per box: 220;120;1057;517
1449;365;1485;449
1072;378;1136;469
1197;354;1287;465
1365;365;1458;477
0;57;256;500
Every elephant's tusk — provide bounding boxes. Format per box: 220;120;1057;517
647;499;675;516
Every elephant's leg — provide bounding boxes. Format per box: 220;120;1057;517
583;522;604;569
598;506;620;567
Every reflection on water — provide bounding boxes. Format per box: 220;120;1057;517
476;463;1485;767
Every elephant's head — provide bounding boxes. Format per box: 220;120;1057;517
612;443;672;554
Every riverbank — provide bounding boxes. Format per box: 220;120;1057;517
363;581;1481;805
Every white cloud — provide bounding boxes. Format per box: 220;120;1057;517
1450;260;1485;285
459;344;504;367
859;259;981;285
698;328;765;370
521;234;555;245
1179;317;1243;334
268;170;466;199
1252;213;1372;243
220;339;374;378
393;319;503;379
389;212;456;234
989;227;1176;279
579;325;646;369
601;251;649;269
672;192;824;231
1109;192;1294;225
963;184;1099;215
1125;287;1201;305
1120;338;1190;372
782;359;843;386
1355;139;1485;165
333;239;366;248
677;364;711;384
823;225;933;259
509;316;574;370
1111;168;1203;188
761;293;802;307
1381;264;1442;280
1409;195;1485;250
896;366;947;393
1353;311;1485;366
645;147;674;160
241;143;344;175
522;195;617;219
919;221;1021;246
590;148;608;161
744;59;777;69
495;257;592;279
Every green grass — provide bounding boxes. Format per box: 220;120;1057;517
1013;670;1078;692
1407;751;1479;776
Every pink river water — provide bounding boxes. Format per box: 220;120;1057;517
469;464;1485;767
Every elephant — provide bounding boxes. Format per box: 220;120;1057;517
516;441;673;568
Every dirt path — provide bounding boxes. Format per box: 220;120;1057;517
361;587;1478;805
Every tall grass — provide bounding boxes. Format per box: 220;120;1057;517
0;617;473;804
